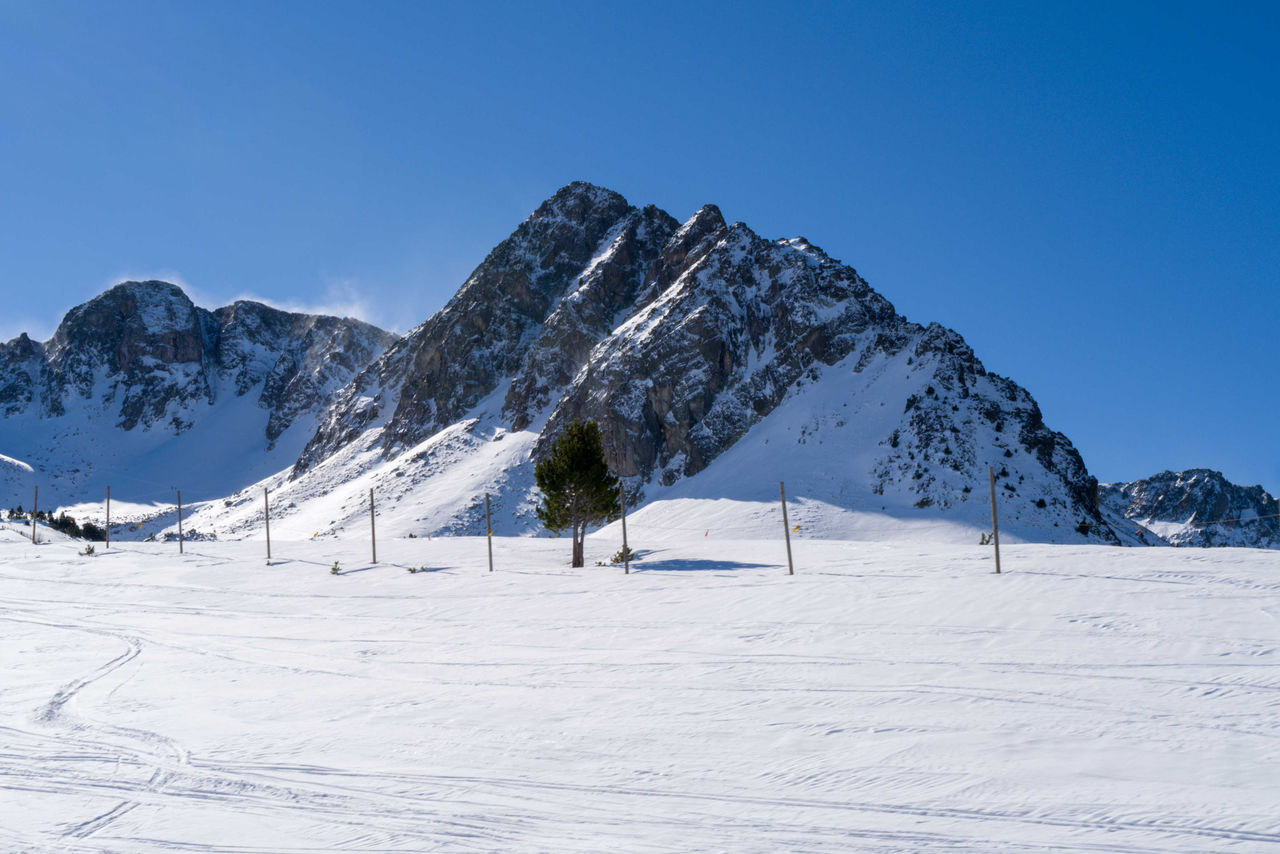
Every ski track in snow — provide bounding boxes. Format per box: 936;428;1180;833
0;537;1278;852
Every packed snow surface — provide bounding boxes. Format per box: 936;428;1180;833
1;535;1278;852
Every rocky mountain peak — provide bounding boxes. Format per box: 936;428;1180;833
284;182;1114;543
1100;469;1279;548
49;280;205;366
296;182;661;468
40;280;214;426
0;281;395;503
2;332;41;357
681;204;728;235
647;205;728;294
534;181;629;219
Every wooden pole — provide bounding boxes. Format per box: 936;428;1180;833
987;466;1001;574
485;493;493;573
619;486;630;575
779;481;794;576
105;485;110;549
177;489;184;555
264;487;271;562
31;485;37;544
369;488;377;564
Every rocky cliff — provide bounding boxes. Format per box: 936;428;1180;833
269;182;1112;542
1101;470;1280;548
0;281;395;504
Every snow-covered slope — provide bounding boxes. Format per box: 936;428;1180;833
0;281;396;510
0;452;35;508
191;182;1112;544
1101;469;1280;549
2;536;1278;850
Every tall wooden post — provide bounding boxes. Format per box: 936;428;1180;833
105;485;111;549
780;481;794;576
987;466;1001;574
177;489;184;555
264;487;271;562
485;492;493;573
31;485;37;544
619;486;630;575
369;488;377;564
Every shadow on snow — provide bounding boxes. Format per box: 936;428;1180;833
633;558;776;573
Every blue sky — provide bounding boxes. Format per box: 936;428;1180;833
1;1;1276;493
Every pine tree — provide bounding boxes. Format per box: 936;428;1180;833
535;420;620;567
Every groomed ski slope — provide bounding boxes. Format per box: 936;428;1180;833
1;535;1277;852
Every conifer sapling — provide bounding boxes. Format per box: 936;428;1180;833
535;420;621;567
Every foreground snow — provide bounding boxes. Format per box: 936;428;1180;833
1;535;1277;852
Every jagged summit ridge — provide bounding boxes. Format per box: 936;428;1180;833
0;280;397;503
273;182;1112;543
1101;469;1279;548
294;182;680;469
4;279;396;434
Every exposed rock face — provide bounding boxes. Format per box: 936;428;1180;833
291;182;1113;541
1101;470;1280;548
537;225;896;479
212;300;397;446
503;203;680;431
0;281;396;439
42;281;216;429
0;333;49;416
296;184;678;470
0;281;396;503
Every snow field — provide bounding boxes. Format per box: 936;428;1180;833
1;535;1278;852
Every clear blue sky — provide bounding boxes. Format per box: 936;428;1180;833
1;1;1276;494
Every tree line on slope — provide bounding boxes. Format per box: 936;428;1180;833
5;507;106;541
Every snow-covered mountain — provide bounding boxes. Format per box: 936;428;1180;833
0;281;396;508
1100;469;1280;548
190;182;1118;544
13;187;1266;550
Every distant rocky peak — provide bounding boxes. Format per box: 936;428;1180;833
48;279;210;385
1;332;42;358
532;181;630;222
52;280;200;347
2;277;393;439
217;298;283;325
1100;468;1279;548
675;204;728;242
